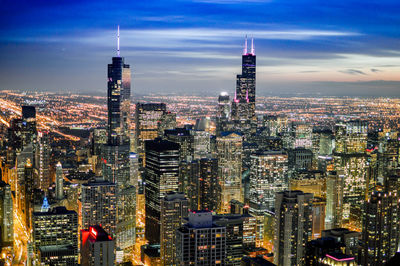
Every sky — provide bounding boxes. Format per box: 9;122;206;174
1;0;400;97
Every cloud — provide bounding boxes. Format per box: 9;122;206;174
370;68;381;73
339;69;367;75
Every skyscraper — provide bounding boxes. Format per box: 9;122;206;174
160;192;188;266
217;131;243;212
274;190;313;266
0;181;13;245
231;37;256;133
145;138;180;244
37;131;50;191
81;179;117;236
176;211;226;265
33;207;78;265
102;26;135;255
361;191;400;265
55;162;64;200
135;102;167;164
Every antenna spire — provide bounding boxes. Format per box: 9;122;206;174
117;25;120;57
243;35;248;55
251;37;255;55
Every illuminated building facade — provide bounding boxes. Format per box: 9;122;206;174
81;180;117;236
145;138;180;244
81;225;115;266
55;161;64;200
0;180;13;245
160;192;188;266
325;172;344;229
176;211;226;265
361;191;400;265
36;131;50;191
33;207;78;264
217;132;243;212
249;150;288;211
135;103;166;164
274;191;313;266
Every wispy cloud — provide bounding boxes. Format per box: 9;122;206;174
339;69;367;75
371;68;381;73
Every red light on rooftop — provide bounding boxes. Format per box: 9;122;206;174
90;227;98;238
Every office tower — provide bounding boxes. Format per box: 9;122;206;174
249;150;288;212
274;191;313;266
312;197;326;239
129;152;140;189
333;153;368;226
158;111;177;137
21;105;37;147
288;148;313;172
312;129;333;157
289;170;326;198
6;118;23;165
0;181;13;245
305;237;342;265
160;192;188;266
81;179;117;236
263;114;288;137
81;225;115;266
216;92;231;136
16;144;33;211
179;160;200;210
217;131;243;212
55;162;64;200
33;207;78;265
231;37;256;133
145;138;180;244
102;28;135;255
176;211;226;265
36;131;50;191
336;120;368;154
291;122;313;149
22;159;34;230
213;214;257;265
325;171;344;229
361;191;400;265
91;128;107;156
192;129;211;160
198;158;220;211
165;127;193;162
135;102;167;163
322;228;360;257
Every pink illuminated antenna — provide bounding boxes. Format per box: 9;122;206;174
117;25;120;57
243;35;248;55
246;90;249;102
251;38;255;55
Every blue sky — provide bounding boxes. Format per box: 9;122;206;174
1;0;400;96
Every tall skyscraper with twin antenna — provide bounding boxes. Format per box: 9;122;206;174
102;26;136;258
231;36;256;133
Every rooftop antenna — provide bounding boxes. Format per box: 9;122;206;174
243;35;248;55
117;25;120;57
251;37;255;55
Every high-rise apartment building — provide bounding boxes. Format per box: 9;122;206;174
160;192;188;266
249;150;288;211
176;211;226;265
361;191;400;265
81;179;117;236
274;191;313;266
145;138;180;244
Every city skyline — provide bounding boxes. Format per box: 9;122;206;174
1;0;400;96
